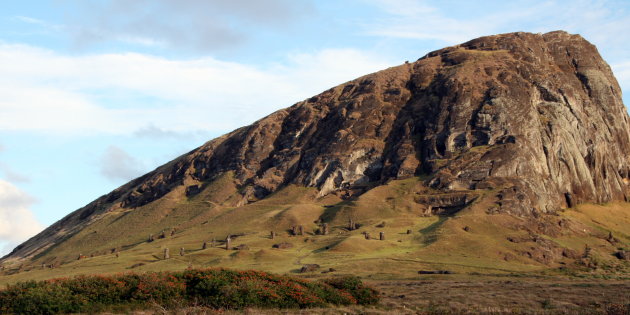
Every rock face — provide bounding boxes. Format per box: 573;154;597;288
3;31;630;263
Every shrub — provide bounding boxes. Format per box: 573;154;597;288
0;281;85;314
0;268;379;313
126;272;185;304
324;276;380;305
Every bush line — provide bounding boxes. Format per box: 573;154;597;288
0;268;379;314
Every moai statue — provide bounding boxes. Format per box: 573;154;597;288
322;223;329;235
348;219;354;231
226;235;232;250
565;192;574;208
365;232;371;240
379;232;385;241
271;231;276;239
180;247;185;256
583;244;592;258
148;234;155;242
202;241;208;249
164;248;170;259
298;225;304;236
291;226;298;236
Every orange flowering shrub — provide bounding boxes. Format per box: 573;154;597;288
0;268;379;314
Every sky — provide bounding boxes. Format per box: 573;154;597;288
1;0;629;256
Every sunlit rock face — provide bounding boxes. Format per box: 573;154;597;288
173;30;630;216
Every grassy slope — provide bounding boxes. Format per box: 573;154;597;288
1;176;628;285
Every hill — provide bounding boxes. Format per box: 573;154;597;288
1;31;629;282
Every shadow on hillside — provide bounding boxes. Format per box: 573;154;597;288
418;216;448;246
318;201;356;223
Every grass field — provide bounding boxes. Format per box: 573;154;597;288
0;176;628;313
1;176;628;284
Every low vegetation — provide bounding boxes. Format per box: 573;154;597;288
0;268;378;314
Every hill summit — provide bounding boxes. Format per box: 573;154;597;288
2;31;629;276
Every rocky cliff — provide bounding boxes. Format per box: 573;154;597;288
3;31;630;263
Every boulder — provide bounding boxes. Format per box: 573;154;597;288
272;242;294;249
300;264;320;273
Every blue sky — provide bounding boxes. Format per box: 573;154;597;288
1;0;629;255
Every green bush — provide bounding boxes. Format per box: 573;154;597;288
0;281;84;314
0;268;379;314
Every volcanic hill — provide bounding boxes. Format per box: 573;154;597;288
1;31;629;280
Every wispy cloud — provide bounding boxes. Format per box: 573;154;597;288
0;180;43;255
0;163;30;183
613;62;630;86
60;0;314;52
0;144;30;183
15;16;46;25
0;44;392;135
14;15;65;32
613;61;630;104
361;0;630;57
359;0;630;97
133;124;206;139
361;0;491;43
100;146;145;182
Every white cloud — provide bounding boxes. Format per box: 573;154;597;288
0;180;43;255
0;43;393;135
361;0;630;56
100;146;145;181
